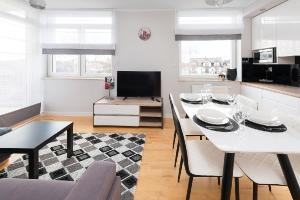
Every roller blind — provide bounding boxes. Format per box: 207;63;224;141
175;9;243;40
41;10;115;55
0;0;42;114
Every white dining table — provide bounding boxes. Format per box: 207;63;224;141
180;93;300;200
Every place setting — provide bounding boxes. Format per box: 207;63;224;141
180;93;204;104
193;108;239;132
211;94;231;105
240;110;287;133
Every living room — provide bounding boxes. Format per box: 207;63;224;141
1;0;300;200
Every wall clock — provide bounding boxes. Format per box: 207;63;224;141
138;27;151;41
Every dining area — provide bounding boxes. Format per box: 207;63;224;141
169;85;300;200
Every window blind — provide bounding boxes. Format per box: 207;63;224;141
0;0;42;114
175;9;243;41
41;10;115;55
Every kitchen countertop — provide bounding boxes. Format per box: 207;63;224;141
241;82;300;98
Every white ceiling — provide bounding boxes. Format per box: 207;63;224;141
45;0;261;10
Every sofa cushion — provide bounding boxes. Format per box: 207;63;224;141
0;178;75;200
64;161;117;200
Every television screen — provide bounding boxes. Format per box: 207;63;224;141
117;71;161;97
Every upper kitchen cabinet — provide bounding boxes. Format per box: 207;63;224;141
252;0;300;57
252;9;277;50
260;8;277;50
276;0;300;57
252;14;262;50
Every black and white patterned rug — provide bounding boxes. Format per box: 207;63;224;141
0;132;146;200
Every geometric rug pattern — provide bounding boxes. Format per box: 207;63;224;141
0;132;146;200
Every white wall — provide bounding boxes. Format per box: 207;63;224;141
43;10;241;117
43;79;106;115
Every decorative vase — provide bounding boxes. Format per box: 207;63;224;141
226;68;237;81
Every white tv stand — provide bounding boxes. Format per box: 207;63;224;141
93;97;163;128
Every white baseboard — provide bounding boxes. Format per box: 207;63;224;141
42;111;93;116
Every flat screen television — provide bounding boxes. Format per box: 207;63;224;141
117;71;161;97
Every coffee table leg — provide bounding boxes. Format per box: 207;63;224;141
67;124;73;158
221;153;235;200
28;150;39;179
277;154;300;199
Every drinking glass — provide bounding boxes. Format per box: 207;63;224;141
233;104;251;135
227;94;236;106
201;89;209;105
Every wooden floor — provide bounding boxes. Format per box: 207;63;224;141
7;115;293;200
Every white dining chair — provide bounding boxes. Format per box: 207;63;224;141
236;114;300;200
170;93;243;200
236;153;300;200
170;96;204;168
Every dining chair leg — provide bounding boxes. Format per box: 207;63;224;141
268;185;272;192
200;135;202;140
172;130;177;149
218;177;221;186
186;176;194;200
178;156;183;183
253;182;258;200
235;178;240;200
174;140;180;167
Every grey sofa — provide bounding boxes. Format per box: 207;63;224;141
0;161;121;200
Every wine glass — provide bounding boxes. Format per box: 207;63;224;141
201;89;209;105
227;94;236;106
234;104;251;129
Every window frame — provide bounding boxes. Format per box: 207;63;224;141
178;40;237;81
47;54;113;79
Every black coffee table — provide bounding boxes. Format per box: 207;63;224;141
0;121;73;179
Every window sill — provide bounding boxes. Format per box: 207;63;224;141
43;77;105;80
178;76;230;82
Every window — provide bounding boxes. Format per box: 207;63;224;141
48;55;112;78
179;40;235;79
51;55;80;76
84;55;112;76
43;10;115;79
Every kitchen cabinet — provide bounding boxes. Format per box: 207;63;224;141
276;0;300;57
260;9;277;49
252;9;277;50
241;84;300;116
252;15;262;50
251;0;300;56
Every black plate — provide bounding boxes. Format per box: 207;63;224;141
181;98;203;104
212;99;229;105
244;120;287;133
193;115;239;132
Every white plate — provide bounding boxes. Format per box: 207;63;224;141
181;94;202;102
212;94;228;102
248;111;281;127
196;108;229;125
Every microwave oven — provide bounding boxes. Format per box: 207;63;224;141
253;48;277;64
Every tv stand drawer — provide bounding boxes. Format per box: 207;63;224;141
94;105;139;115
94;116;139;126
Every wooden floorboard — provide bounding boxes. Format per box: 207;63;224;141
6;115;293;200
